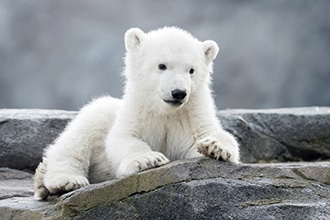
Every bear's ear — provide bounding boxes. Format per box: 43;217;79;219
202;40;219;63
125;28;145;52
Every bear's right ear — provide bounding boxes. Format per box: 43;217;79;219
202;40;219;64
125;28;145;52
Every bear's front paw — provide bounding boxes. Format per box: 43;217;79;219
116;151;170;178
44;174;89;194
197;137;239;163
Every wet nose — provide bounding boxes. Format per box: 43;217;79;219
171;89;187;100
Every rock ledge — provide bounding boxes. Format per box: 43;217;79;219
0;158;330;219
0;107;329;219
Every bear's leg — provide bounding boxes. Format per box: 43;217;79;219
116;151;170;178
196;131;240;164
44;172;89;195
41;141;91;195
34;96;121;198
43;159;90;194
107;137;170;178
34;160;49;200
34;152;90;199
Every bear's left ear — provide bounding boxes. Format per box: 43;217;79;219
125;28;145;52
202;40;219;63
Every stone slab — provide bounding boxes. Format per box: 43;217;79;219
0;158;329;219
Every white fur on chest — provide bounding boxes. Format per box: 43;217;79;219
138;113;196;160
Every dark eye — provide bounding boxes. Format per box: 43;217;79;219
158;64;167;71
189;68;195;74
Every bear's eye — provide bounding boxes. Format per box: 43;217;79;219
189;68;195;74
158;64;167;71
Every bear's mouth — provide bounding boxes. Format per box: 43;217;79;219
164;100;183;106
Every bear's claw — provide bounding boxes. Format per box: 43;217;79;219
44;174;89;194
197;137;234;162
116;151;170;178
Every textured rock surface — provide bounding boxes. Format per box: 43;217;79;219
0;109;76;171
0;107;329;219
219;107;330;163
1;107;329;172
0;168;33;200
0;158;329;219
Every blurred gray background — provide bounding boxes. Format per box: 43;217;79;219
0;0;329;110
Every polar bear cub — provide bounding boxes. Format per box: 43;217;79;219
34;26;240;200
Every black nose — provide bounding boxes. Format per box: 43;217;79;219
171;89;187;100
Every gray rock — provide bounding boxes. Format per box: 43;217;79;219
219;107;330;163
1;107;329;172
0;158;329;219
0;109;76;171
0;168;33;200
0;107;329;218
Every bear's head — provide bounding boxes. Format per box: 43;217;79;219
123;26;219;115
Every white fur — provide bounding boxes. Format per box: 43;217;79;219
34;26;240;200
